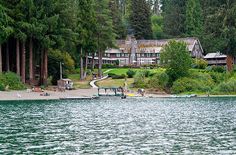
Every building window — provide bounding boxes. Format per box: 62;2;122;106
121;53;124;57
116;53;121;57
107;54;110;57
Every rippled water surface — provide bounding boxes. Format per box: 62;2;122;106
0;97;236;154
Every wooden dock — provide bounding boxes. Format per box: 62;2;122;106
60;96;99;100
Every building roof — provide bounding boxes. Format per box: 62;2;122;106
107;37;202;54
204;53;227;59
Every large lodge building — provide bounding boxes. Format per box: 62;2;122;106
89;36;204;66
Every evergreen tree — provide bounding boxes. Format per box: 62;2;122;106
162;0;187;37
76;0;97;80
151;14;164;39
129;0;152;39
95;0;116;77
221;1;236;71
109;0;126;39
0;4;13;73
185;0;203;36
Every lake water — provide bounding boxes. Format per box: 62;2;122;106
0;97;236;154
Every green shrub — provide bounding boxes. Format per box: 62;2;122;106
192;58;208;69
211;65;226;73
134;71;148;88
209;72;224;83
144;70;151;77
102;64;117;68
149;72;169;89
171;72;214;94
126;69;136;78
108;73;126;79
108;73;116;77
171;77;212;94
0;82;5;91
214;78;236;94
111;74;126;79
1;72;25;90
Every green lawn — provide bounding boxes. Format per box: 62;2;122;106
68;74;92;89
105;68;165;75
96;78;134;88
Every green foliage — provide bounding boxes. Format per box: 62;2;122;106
126;69;136;78
160;40;192;83
102;64;117;68
143;70;150;77
162;0;186;37
185;0;203;36
171;72;214;94
48;49;75;85
192;58;208;69
209;72;226;83
129;0;152;39
133;71;147;88
0;72;25;90
109;0;126;39
149;71;169;90
211;66;226;73
0;82;4;91
214;78;236;94
151;15;165;39
108;73;126;79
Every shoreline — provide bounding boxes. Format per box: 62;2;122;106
0;88;98;101
0;89;236;101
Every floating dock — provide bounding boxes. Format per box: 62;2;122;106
60;96;99;100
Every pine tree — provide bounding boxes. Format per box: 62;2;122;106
0;4;13;73
185;0;203;36
162;0;187;37
76;0;97;80
129;0;152;39
221;1;236;71
95;0;116;77
109;0;126;39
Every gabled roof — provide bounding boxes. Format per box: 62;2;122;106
112;37;202;53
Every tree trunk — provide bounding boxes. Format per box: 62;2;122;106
98;50;103;78
43;49;48;86
21;41;26;83
80;47;84;80
40;48;44;85
226;55;234;72
83;53;88;79
16;39;20;75
29;37;34;85
0;44;2;73
91;53;95;71
6;42;9;72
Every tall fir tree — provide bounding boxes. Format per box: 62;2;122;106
129;0;152;39
162;0;187;37
185;0;203;36
109;0;126;39
95;0;116;77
